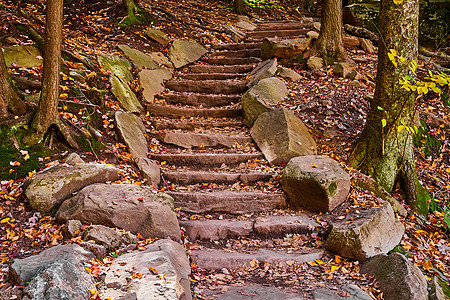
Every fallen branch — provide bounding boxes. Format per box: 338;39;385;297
11;74;42;89
344;24;379;45
419;46;450;62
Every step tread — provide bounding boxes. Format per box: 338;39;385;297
162;170;271;185
152;119;243;130
155;131;253;149
165;79;247;94
190;64;255;73
146;103;242;119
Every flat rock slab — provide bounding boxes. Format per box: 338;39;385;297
191;247;323;270
24;163;119;214
212;48;261;58
165;80;247;94
251;108;316;165
205;285;304;300
159;92;240;107
98;55;133;82
148;51;173;68
256;22;310;31
146;104;242;119
170;39;207;69
261;37;313;60
115;111;147;158
56;183;181;240
312;284;372;300
178;73;246;80
118;44;156;69
10;244;94;285
152;120;243;131
190;64;254;73
139;68;172;102
145;28;171;45
236;20;257;31
326;203;404;261
212;42;261;50
202;57;261;65
277;66;301;82
167;191;286;214
156;131;252;149
3;45;43;68
101;239;191;300
162;171;271;185
180;219;253;241
254;215;319;237
110;74;143;113
135;157;161;187
247;28;309;39
282;155;350;212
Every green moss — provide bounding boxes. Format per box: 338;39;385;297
328;182;337;197
416;182;431;216
437;277;450;298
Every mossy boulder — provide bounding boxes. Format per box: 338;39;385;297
2;45;42;68
118;44;157;69
169;40;207;69
261;37;313;60
109;74;144;114
97;55;133;83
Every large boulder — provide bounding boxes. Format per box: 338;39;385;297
146;28;171;45
169;39;207;69
241;77;287;127
360;253;428;300
97;55;133;83
247;59;278;87
100;239;191;300
251;108;317;165
139;68;172;102
56;183;181;240
110;74;144;114
118;44;157;69
312;284;372;300
281;155;349;212
343;3;380;34
22;260;95;300
115;111;148;159
10;244;94;285
261;37;313;60
24;163;120;214
325;202;405;261
2;45;43;68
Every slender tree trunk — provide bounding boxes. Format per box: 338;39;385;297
349;0;428;214
28;0;63;142
234;0;248;15
0;43;27;118
308;0;347;62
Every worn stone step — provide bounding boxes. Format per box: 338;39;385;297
156;92;240;107
177;73;246;80
180;214;319;241
146;104;242;119
152;119;243;131
212;42;262;50
167;191;286;214
150;153;263;166
202;57;261;65
255;22;311;31
155;131;253;149
212;48;261;58
165;80;247;94
246;28;310;39
190;64;254;74
163;170;271;185
191;247;323;270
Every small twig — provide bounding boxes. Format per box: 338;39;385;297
86;139;99;160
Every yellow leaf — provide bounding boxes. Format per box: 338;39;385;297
316;259;324;265
331;265;340;272
422;260;433;270
335;255;342;264
1;218;10;223
398;125;405;132
381;119;387;128
311;163;318;168
148;267;158;275
393;0;403;5
60;93;68;98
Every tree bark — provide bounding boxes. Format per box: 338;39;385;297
0;43;27;118
234;0;248;15
308;0;347;62
349;0;428;214
28;0;63;143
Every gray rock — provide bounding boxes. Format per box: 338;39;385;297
24;163;120;214
134;157;161;187
313;22;321;31
64;153;84;165
276;66;301;82
333;62;356;78
313;284;372;300
101;239;191;300
2;45;43;68
115;111;147;159
302;17;314;23
117;293;138;300
10;244;94;285
146;29;171;45
22;260;95;300
254;215;320;237
429;276;450;300
110;74;144;114
237;15;250;22
349;70;362;80
82;225;138;249
326;203;404;261
206;285;303;300
360;253;428;300
261;37;313;60
241;77;287;127
180;219;253;241
62;220;82;238
169;39;207;69
56;183;181;240
148;52;173;68
359;38;375;54
349;80;367;88
118;44;157;69
224;25;246;42
236;20;256;31
248;58;278;87
97;55;133;83
139;67;172;102
251;108;317;165
307;56;324;70
80;241;108;259
281;155;349;212
307;31;320;39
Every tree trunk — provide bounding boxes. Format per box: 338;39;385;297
0;43;27;118
349;0;428;214
28;0;63;143
308;0;347;62
234;0;248;15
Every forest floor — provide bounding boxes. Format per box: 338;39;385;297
0;0;449;299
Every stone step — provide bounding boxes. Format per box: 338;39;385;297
202;57;261;65
150;152;264;166
152;119;243;131
177;73;246;80
212;48;261;58
156;92;240;107
163;170;271;185
246;28;310;39
255;22;312;31
165;80;247;94
190;64;254;74
167;191;286;214
155;131;253;149
180;214;319;241
190;247;323;270
146;104;242;119
212;42;262;50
